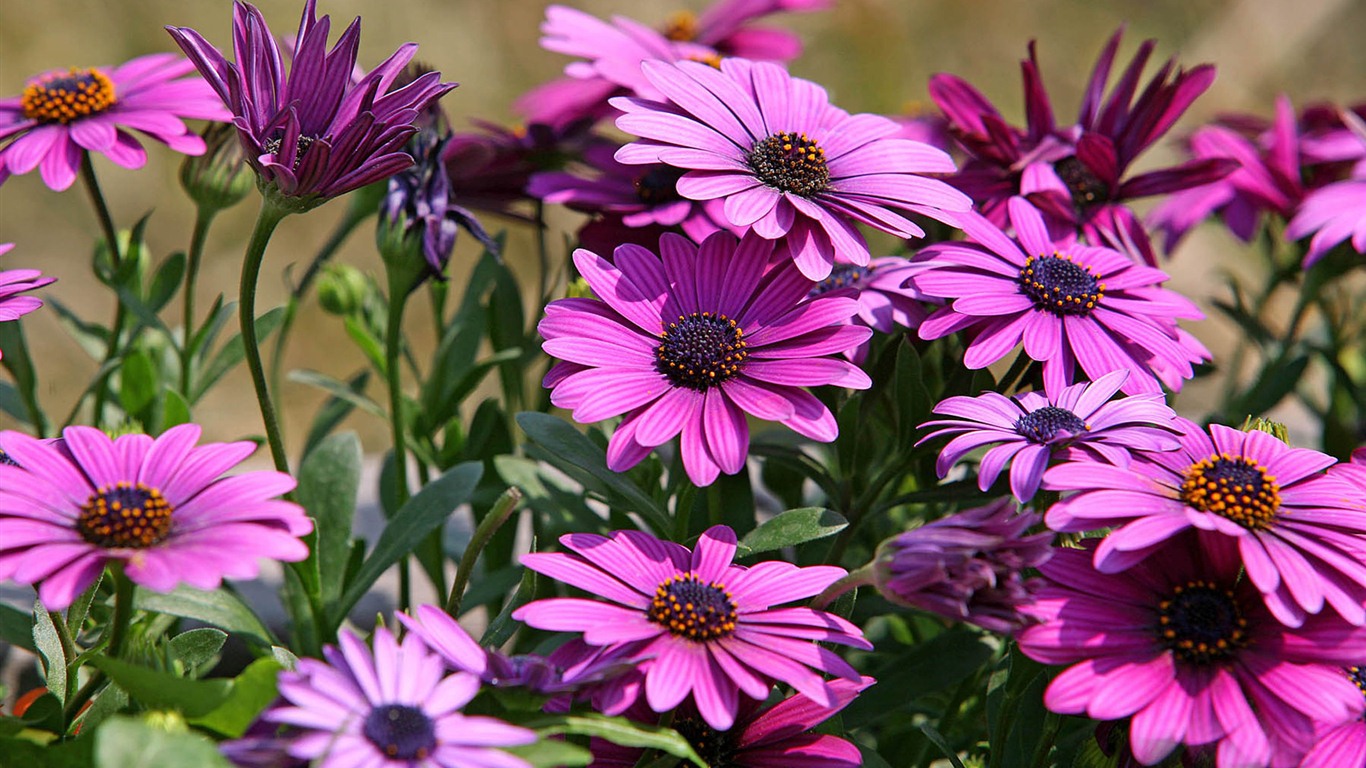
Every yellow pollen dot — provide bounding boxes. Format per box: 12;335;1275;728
21;67;117;124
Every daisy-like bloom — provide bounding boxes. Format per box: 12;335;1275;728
0;53;229;191
528;142;734;243
806;256;927;363
512;525;872;730
1044;418;1366;627
930;27;1234;264
873;500;1053;633
909;197;1210;396
612;58;971;281
167;0;455;205
1302;665;1366;768
659;0;830;61
1018;533;1366;767
589;676;872;768
541;230;871;486
1286;176;1366;266
0;244;56;359
916;370;1179;501
266;626;535;768
0;424;311;611
442;118;598;220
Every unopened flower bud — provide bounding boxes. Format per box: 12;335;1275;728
179;123;252;212
316;264;372;317
1240;416;1290;444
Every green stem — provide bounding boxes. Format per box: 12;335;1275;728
914;671;980;768
80;154;126;429
446;487;523;616
534;200;550;307
239;200;293;475
810;562;876;610
385;287;412;511
105;569;135;660
181;207;217;395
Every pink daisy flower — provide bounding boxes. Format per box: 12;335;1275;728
909;196;1210;396
659;0;831;61
266;626;535;768
611;58;971;280
806;255;928;363
1302;666;1366;768
539;230;872;487
0;53;229;191
1044;418;1366;627
0;244;56;359
512;525;871;730
1018;533;1366;768
0;424;312;610
1286;177;1366;266
916;370;1180;501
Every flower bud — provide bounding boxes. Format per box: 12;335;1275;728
316;264;372;317
179;123;252;212
1240;416;1290;443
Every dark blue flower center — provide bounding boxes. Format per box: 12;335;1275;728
1054;156;1110;207
648;573;738;641
21;68;116;123
655;312;748;391
1179;455;1280;531
748;132;830;197
363;703;437;761
1349;666;1366;709
634;166;685;205
810;263;871;297
0;450;19;467
1018;254;1104;316
674;716;733;766
1014;406;1087;444
78;481;173;549
1157;581;1247;664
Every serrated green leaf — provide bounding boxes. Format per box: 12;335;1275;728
738;508;847;556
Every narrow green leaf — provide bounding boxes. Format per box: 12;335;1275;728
32;605;66;705
93;716;231;768
87;657;231;717
528;714;708;767
147;252;187;313
738;508;847;556
289;369;386;419
188;658;282;738
297;432;362;609
919;722;968;768
46;298;110;359
194;306;285;401
134;585;274;646
334;462;483;623
160;389;192;431
505;740;593;767
301;370;370;459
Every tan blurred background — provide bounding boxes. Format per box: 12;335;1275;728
1;0;1363;452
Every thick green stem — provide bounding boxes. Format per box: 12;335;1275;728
810;562;877;610
105;569;135;660
446;487;523;616
81;154;126;429
239;201;292;474
181;207;217;395
385;288;412;511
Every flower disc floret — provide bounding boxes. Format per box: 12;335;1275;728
1179;454;1280;531
1018;254;1104;316
1157;580;1248;663
655;312;748;390
78;481;173;549
747;132;829;197
648;573;738;640
1014;406;1087;444
363;704;437;761
21;68;116;124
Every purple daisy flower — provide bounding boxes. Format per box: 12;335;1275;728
442;118;598;220
0;244;56;357
916;370;1180;501
589;676;871;768
528;142;735;243
540;230;872;487
930;27;1234;265
1286;177;1366;266
807;255;927;363
909;196;1210;396
611;58;971;280
874;499;1053;634
167;0;456;203
0;424;311;610
1018;533;1366;767
266;626;535;768
512;525;871;730
1303;666;1366;768
660;0;830;61
1044;418;1366;627
0;53;230;191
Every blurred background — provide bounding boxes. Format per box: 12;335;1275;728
1;0;1363;451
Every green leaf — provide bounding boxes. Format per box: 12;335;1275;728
13;692;64;735
160;389;192;431
0;602;35;653
516;413;670;533
0;381;28;424
301;370;371;460
118;348;158;421
505;740;593;767
527;714;708;767
46;298;109;359
481;560;536;648
93;716;231;768
343;315;387;373
334;462;483;624
32;605;67;705
919;722;968;768
87;657;230;717
193;306;284;401
1230;353;1310;417
297;432;362;610
738;508;847;556
147;252;186;314
188;658;282;738
844;628;995;727
289;369;385;419
167;628;227;675
186;296;231;362
134;585;274;646
0;734;93;767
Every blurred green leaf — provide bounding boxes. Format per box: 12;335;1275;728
738;508;847;556
93;716;230;768
526;714;707;767
289;369;385;419
0;602;35;653
188;658;282;738
301;370;370;460
118;348;157;422
193;306;284;402
87;657;231;717
506;740;593;767
134;586;273;646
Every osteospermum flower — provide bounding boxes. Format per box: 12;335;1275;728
909;197;1210;396
807;256;927;363
917;370;1180;501
1302;666;1366;768
658;0;830;60
0;53;229;191
0;424;311;610
513;525;871;730
874;500;1053;633
167;0;455;204
611;58;971;280
1044;418;1366;627
266;626;535;768
540;230;872;486
0;244;56;358
589;677;872;768
1286;177;1366;266
1018;533;1366;767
